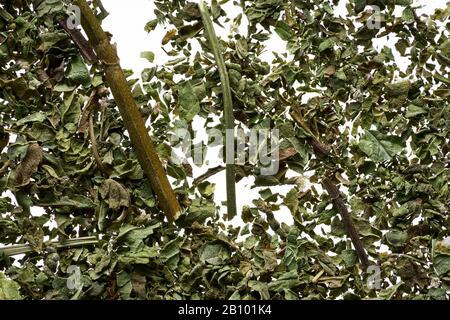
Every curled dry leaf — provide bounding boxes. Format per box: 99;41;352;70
278;147;297;161
99;178;130;210
162;29;177;45
15;143;43;188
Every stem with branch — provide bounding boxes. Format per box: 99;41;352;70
72;0;181;222
198;0;237;219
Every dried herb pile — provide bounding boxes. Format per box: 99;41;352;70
0;0;449;300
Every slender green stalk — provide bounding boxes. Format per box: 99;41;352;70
0;236;98;257
198;0;237;219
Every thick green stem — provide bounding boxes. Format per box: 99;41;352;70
73;0;181;222
198;0;237;219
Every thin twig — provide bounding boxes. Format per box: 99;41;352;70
58;18;98;64
322;178;369;271
291;105;369;271
89;112;109;176
0;236;98;257
291;108;330;158
78;89;98;134
192;165;225;187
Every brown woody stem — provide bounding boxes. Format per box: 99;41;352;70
322;178;369;271
73;0;181;222
291;106;369;271
192;165;225;187
58;18;98;64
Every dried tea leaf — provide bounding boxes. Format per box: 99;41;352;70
15;143;43;187
99;179;130;210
